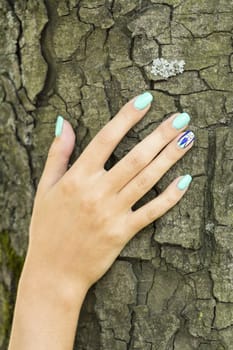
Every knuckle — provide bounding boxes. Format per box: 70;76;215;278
47;144;57;159
145;206;156;223
135;174;150;191
164;192;178;207
118;109;127;120
80;190;104;213
158;125;172;144
97;128;115;145
165;147;178;162
118;105;131;121
60;175;79;195
107;230;124;246
81;196;97;212
128;151;145;170
96;214;108;227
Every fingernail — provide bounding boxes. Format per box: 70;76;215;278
134;92;153;110
55;115;64;137
177;174;192;190
177;130;195;148
172;112;190;129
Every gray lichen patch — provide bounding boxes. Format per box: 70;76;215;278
151;58;185;80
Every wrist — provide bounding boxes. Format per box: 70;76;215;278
18;252;89;309
9;253;88;350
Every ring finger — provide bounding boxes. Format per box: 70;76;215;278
118;130;195;208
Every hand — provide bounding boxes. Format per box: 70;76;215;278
25;92;194;294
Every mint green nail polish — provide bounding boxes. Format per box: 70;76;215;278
172;112;190;130
55;115;64;137
134;92;153;110
177;174;192;190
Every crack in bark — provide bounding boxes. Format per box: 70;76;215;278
36;0;58;107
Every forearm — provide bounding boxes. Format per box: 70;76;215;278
8;255;88;350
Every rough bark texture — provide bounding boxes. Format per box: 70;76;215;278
0;0;233;349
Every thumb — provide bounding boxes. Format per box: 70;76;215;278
38;116;76;194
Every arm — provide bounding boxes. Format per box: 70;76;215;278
8;92;194;349
8;257;87;350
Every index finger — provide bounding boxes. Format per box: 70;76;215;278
71;92;153;173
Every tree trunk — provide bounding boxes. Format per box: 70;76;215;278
0;0;233;349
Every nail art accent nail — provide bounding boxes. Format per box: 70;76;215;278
177;130;195;149
55;115;64;137
134;92;153;110
172;112;190;129
177;174;192;190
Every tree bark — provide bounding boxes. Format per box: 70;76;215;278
0;0;233;349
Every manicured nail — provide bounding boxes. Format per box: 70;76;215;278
134;92;153;110
172;112;190;129
177;174;192;190
177;130;195;148
55;115;64;137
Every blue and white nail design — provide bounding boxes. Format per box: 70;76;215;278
177;130;195;148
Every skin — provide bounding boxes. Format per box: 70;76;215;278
8;95;194;350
